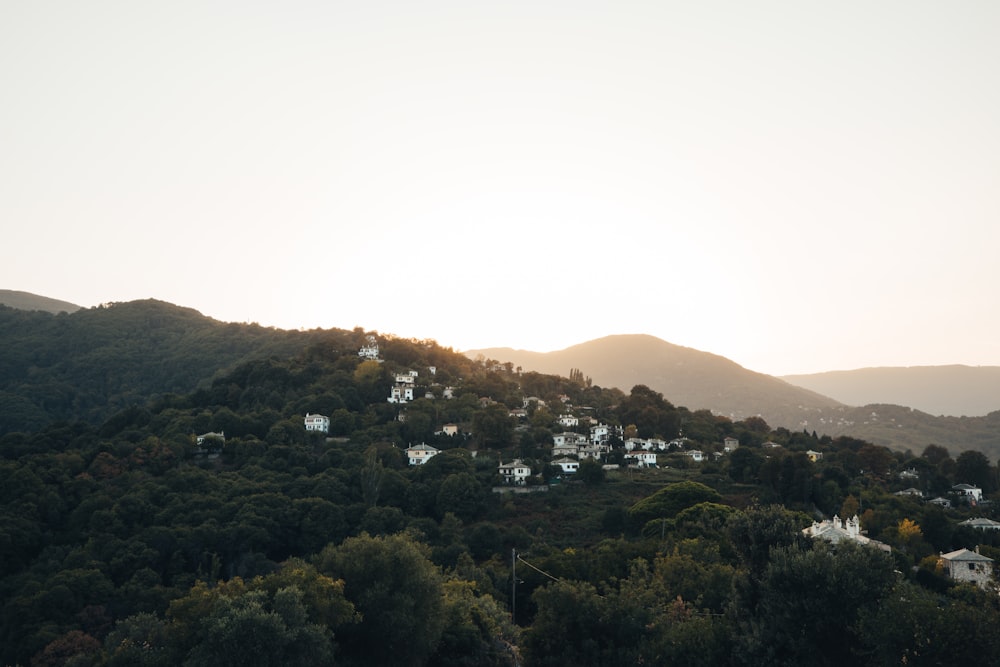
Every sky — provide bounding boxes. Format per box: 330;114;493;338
2;1;999;376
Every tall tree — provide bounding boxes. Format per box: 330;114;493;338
314;533;446;667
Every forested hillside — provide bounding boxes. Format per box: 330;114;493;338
4;321;1000;666
0;300;338;434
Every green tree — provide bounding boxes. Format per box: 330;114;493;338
183;587;333;667
737;542;895;666
436;472;484;522
314;532;446;667
628;481;722;530
955;449;996;492
577;457;605;486
472;404;515;449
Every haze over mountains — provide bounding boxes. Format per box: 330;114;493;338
782;366;1000;418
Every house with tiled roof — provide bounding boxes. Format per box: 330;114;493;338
803;515;891;552
406;443;439;466
958;517;1000;531
939;548;994;589
499;459;532;485
551;457;579;474
304;413;330;433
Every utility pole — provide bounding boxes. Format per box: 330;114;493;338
511;548;517;625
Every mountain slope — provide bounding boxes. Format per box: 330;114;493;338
0;299;342;433
782;366;1000;417
0;289;81;314
467;334;842;428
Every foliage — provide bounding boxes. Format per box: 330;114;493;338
628;480;722;529
4;300;1000;665
314;532;446;666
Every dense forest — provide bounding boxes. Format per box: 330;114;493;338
3;302;1000;665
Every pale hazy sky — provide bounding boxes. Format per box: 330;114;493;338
2;1;998;376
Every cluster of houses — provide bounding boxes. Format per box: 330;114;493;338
894;482;985;509
802;513;999;590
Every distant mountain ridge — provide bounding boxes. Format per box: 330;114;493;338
0;289;81;314
466;335;1000;457
466;334;843;427
782;366;1000;417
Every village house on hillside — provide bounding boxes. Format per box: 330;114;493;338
551;457;579;474
952;483;983;503
557;414;579;428
590;423;620;447
939;548;994;589
406;443;439;466
303;413;330;433
803;515;891;552
358;335;380;360
499;459;532;485
625;450;658;468
196;431;225;446
958;517;1000;531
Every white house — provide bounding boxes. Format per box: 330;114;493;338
685;450;704;463
723;436;739;453
196;431;225;446
304;413;330;433
551;457;580;474
358;335;379;360
395;373;416;385
803;515;891;552
623;438;646;451
553;432;589;447
590;424;622;445
557;414;579;428
959;518;1000;531
939;548;994;589
552;442;579;458
928;497;953;509
406;444;439;466
952;484;984;502
625;451;658;468
499;459;532;485
388;385;415;404
441;423;459;436
806;450;824;462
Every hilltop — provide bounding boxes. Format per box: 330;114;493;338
467;334;842;425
